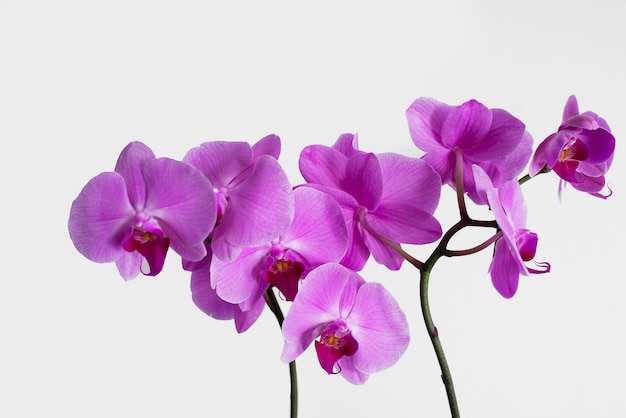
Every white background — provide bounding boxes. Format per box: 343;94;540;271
1;1;625;417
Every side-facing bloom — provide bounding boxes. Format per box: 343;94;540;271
530;95;615;198
473;165;550;298
406;97;531;204
281;263;410;384
209;186;348;307
183;135;294;261
299;134;442;271
69;141;216;279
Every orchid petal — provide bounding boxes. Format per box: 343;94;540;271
114;141;155;209
489;239;521;299
252;134;281;160
68;171;135;263
463;108;525;161
406;97;452;153
183;141;253;186
213;155;294;260
441;99;492;150
299;145;348;189
210;245;269;305
348;282;410;373
143;158;216;261
280;187;348;266
344;153;383;210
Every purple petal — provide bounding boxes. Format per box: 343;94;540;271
529;134;552;176
142;158;216;261
360;228;404;270
344;153;383;210
299;145;348;189
365;204;442;245
488;239;521;298
114;141;155;209
280;187;348;267
183;141;253;186
252;134;281;160
347;282;410;374
281;263;364;363
191;265;237;321
340;219;371;272
336;355;370;384
497;179;527;231
463;108;525;162
441;99;492;150
212;155;294;260
115;251;142;280
332;133;361;157
68;171;135;263
378;153;441;214
233;295;265;333
210;245;269;305
562;95;579;120
576;129;615;164
474;130;533;195
422;150;455;185
406;97;452;153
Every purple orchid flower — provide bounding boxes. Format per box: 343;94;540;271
281;263;410;385
209;186;348;307
68;141;216;280
187;244;265;333
299;134;442;271
530;95;615;199
406;97;531;204
473;165;550;298
183;135;294;262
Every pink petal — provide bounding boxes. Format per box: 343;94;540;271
183;141;253;186
299;145;348;189
143;158;216;261
488;239;521;299
441;99;492;150
344;153;383;210
212;155;294;260
114;141;155;209
406;97;451;153
68;172;135;263
252;134;281;160
280;187;348;266
348;282;410;374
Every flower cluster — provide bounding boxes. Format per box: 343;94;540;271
69;95;615;392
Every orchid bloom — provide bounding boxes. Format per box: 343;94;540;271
530;95;615;198
183;135;295;261
209;186;348;308
473;165;550;298
281;263;410;384
68;141;216;280
406;97;531;204
299;134;442;271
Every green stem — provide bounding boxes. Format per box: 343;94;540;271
414;216;497;418
264;287;298;418
419;265;459;418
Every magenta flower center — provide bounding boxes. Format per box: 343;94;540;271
121;218;170;276
263;257;305;301
559;137;589;162
515;229;538;262
314;322;359;375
